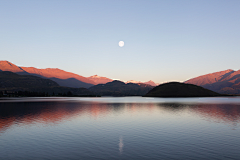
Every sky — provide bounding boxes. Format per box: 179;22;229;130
1;0;240;83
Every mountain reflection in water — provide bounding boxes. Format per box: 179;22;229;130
158;103;240;124
0;102;112;133
0;100;240;133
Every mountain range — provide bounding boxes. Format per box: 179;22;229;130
0;61;159;88
1;60;240;95
185;69;240;94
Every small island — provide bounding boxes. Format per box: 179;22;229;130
144;82;225;97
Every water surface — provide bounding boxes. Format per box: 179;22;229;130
0;97;240;160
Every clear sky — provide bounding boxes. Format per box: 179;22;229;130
1;0;240;83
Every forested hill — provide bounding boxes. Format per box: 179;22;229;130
89;80;154;96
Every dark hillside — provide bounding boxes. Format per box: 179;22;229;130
0;71;58;89
144;82;223;97
89;80;154;96
0;71;94;96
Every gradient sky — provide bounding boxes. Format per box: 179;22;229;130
1;0;240;83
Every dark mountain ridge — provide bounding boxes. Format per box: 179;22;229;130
0;71;94;96
89;80;154;96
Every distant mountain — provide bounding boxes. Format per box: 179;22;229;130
126;80;142;84
144;82;222;97
87;75;113;84
0;61;94;88
89;80;154;96
144;80;159;86
126;80;159;86
185;69;240;94
0;71;94;96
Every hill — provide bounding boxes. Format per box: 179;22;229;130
0;71;94;96
144;82;222;97
185;69;240;94
143;80;159;86
89;80;154;96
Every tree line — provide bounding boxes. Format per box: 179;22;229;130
0;90;98;97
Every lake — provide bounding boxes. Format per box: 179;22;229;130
0;97;240;160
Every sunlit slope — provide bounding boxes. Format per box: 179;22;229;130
0;61;94;88
185;69;240;94
87;75;113;84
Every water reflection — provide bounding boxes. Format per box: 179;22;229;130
157;103;189;111
0;102;116;133
119;136;123;154
0;100;240;134
193;104;240;125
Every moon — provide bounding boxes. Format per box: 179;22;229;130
118;41;124;47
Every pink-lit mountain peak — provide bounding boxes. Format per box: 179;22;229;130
184;69;240;94
185;69;235;86
88;75;113;85
90;75;101;78
144;80;159;86
126;80;142;84
126;80;159;86
0;61;25;73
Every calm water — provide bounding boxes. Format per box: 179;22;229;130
0;97;240;160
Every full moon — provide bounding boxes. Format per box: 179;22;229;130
118;41;124;47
